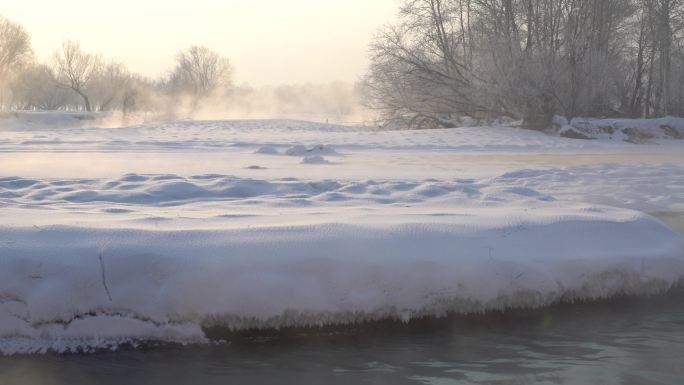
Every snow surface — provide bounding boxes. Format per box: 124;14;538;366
552;116;684;142
0;112;683;355
2;112;682;154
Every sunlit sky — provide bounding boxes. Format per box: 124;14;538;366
3;0;398;86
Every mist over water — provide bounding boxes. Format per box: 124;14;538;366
72;81;372;128
183;82;372;125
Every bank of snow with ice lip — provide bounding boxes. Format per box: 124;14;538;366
1;180;683;354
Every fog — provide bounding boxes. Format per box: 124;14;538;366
2;0;397;86
3;0;684;129
0;1;398;125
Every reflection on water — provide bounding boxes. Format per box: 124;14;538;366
2;291;684;384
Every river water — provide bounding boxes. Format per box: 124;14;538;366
2;289;684;384
0;215;682;385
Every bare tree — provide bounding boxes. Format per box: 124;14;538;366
0;16;31;78
52;40;101;112
10;64;75;110
169;45;231;112
120;74;158;119
0;16;32;109
364;0;684;128
363;0;495;128
90;61;131;111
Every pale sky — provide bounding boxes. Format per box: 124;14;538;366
3;0;398;86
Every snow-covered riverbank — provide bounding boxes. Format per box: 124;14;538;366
0;113;683;354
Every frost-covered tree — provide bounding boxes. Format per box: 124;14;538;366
364;0;684;128
168;45;232;112
10;64;75;110
120;75;157;118
363;0;494;128
90;61;132;111
52;40;101;112
0;16;31;79
0;16;32;109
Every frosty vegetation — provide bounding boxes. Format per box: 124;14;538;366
0;16;363;123
2;0;684;129
363;0;684;128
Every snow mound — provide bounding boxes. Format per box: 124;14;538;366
0;165;682;212
552;116;684;142
0;111;109;131
491;163;684;213
254;146;280;155
301;155;330;164
0;174;581;208
285;144;339;156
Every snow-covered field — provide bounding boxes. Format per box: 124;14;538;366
0;112;683;354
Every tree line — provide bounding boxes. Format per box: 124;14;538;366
0;16;232;117
0;16;361;122
363;0;684;128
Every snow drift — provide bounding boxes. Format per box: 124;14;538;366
552;116;684;142
1;176;683;355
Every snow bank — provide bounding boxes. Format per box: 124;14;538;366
1;174;683;355
301;155;330;164
3;113;679;153
552;116;684;142
285;144;339;156
1;164;681;212
491;163;684;213
254;146;280;155
2;113;683;154
0;111;107;131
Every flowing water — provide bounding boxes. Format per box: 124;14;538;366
0;214;682;385
1;290;684;385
